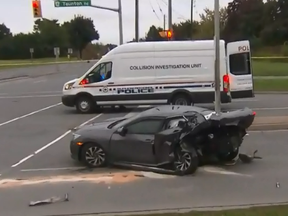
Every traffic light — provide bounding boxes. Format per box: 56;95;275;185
158;30;173;40
166;30;172;39
32;0;42;18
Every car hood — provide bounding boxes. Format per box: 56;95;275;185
74;118;122;134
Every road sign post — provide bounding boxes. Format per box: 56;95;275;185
54;47;60;72
29;48;34;61
54;0;91;7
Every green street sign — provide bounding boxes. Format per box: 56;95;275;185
54;0;91;7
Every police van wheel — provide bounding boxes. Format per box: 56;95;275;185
76;96;96;114
172;94;192;106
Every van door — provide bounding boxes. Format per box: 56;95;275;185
226;40;254;99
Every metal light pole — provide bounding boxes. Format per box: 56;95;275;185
168;0;172;35
91;0;123;45
135;0;139;41
190;0;193;39
214;0;221;114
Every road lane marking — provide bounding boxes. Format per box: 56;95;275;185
21;167;86;172
253;107;288;111
0;94;60;99
0;102;62;127
11;113;103;168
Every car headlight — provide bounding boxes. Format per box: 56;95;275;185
64;82;75;90
72;133;81;140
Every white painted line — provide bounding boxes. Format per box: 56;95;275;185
21;167;86;172
252;107;288;111
0;102;61;127
0;94;60;99
11;113;103;168
201;166;252;177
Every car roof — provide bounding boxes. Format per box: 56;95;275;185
138;105;210;118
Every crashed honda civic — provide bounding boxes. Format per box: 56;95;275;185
70;105;256;175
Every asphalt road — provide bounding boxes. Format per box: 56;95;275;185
0;69;287;215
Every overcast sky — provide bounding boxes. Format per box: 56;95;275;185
0;0;230;44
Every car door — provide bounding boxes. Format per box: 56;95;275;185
109;118;164;165
226;41;254;99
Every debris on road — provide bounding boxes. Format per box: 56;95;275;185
29;193;69;207
239;150;262;163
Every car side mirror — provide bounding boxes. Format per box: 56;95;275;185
117;127;127;136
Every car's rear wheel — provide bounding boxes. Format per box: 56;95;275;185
81;143;107;168
75;96;96;114
173;146;199;175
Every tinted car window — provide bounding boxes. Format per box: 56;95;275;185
126;119;163;134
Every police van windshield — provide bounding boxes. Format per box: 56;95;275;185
229;53;251;75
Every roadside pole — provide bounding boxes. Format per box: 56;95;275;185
168;0;172;40
135;0;139;42
90;0;123;45
214;0;221;114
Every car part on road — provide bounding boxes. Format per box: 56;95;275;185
75;96;96;114
81;143;107;168
239;150;262;163
29;193;69;206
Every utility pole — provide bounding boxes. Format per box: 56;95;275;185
90;0;123;45
135;0;139;42
190;0;193;39
168;0;172;40
163;14;166;31
214;0;221;114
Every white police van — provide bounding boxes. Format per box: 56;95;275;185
62;40;254;113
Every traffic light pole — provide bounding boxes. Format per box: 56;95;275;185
168;0;172;40
214;0;221;114
90;0;123;45
135;0;139;42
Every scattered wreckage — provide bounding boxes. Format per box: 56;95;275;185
70;105;261;176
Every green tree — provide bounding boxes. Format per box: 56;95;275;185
145;25;165;41
0;23;12;41
222;0;265;41
63;15;100;58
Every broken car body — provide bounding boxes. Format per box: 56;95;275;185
70;105;256;175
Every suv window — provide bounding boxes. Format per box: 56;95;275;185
85;62;112;83
126;119;163;134
229;53;251;75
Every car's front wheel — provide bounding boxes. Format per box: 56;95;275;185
81;143;107;168
173;146;199;175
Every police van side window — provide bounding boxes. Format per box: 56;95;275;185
229;53;251;75
85;62;112;83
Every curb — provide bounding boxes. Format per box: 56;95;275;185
255;91;288;94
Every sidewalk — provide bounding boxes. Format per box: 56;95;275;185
250;116;288;130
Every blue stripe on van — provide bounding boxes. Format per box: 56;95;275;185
163;84;212;89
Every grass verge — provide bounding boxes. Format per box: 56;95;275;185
254;79;288;91
126;205;288;216
252;60;288;76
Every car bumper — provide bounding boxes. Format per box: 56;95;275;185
62;95;76;107
70;140;81;161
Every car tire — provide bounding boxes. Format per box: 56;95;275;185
217;148;239;162
81;143;107;168
171;94;193;106
173;146;199;175
75;96;96;114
